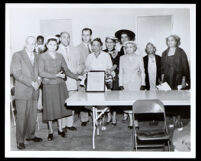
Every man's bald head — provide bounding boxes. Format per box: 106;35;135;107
60;32;70;47
25;36;36;52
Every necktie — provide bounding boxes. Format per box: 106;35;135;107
87;44;91;53
30;52;34;65
65;47;70;61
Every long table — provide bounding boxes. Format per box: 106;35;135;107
65;90;190;149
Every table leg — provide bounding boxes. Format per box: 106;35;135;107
92;107;96;150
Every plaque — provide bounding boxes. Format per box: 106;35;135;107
86;71;105;92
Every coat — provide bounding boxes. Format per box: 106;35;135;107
119;54;145;91
57;44;80;91
161;47;190;89
76;43;91;73
11;50;41;100
143;55;161;90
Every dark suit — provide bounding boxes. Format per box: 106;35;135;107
143;55;161;90
11;49;41;144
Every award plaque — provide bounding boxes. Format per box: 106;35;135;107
86;71;105;92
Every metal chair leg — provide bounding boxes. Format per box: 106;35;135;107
10;101;16;126
92;107;96;150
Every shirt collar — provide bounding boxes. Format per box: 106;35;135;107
25;49;34;57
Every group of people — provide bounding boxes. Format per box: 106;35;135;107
10;27;190;150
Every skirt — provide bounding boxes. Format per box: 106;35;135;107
42;82;72;122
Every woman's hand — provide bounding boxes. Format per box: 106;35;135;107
106;68;112;75
56;71;65;79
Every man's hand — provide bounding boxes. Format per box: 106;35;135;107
56;71;65;79
140;85;146;90
119;86;124;90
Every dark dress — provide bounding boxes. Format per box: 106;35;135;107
39;52;77;122
118;46;125;56
143;55;161;90
103;49;120;90
161;47;190;90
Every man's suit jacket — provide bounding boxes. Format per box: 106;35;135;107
76;43;90;73
143;54;161;90
57;44;80;91
11;50;41;100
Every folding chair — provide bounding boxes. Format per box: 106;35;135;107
10;87;16;127
132;99;171;151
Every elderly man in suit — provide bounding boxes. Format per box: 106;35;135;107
76;28;93;126
58;32;81;131
11;36;42;150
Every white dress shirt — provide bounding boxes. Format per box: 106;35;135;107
85;51;113;71
148;55;157;90
25;49;35;65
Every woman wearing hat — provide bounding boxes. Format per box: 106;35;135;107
103;36;120;126
119;41;146;129
38;36;80;141
115;29;135;56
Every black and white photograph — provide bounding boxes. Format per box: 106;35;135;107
5;3;196;158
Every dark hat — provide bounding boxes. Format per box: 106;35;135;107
115;29;135;41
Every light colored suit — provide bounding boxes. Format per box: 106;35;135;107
76;43;91;122
57;44;80;91
11;49;41;143
57;44;80;128
76;43;91;74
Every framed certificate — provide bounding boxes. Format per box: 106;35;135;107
86;71;105;92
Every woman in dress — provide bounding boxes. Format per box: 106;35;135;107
143;42;161;90
161;35;190;130
39;36;79;141
119;41;146;129
103;36;120;126
161;35;190;90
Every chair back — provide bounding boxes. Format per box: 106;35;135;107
133;99;165;114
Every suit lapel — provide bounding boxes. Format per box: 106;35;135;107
21;50;34;72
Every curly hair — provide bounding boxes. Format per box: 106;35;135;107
166;34;181;47
91;38;103;46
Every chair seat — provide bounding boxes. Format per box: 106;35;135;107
137;129;170;141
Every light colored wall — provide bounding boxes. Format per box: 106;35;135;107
8;8;190;60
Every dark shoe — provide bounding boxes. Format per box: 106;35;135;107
112;122;117;126
58;130;66;137
26;137;43;142
62;127;68;133
81;121;88;126
47;133;53;141
128;125;133;129
67;126;77;131
17;143;25;150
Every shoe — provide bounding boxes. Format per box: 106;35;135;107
62;127;68;133
112;122;117;126
81;121;88;126
128;125;133;129
58;130;66;137
47;133;53;141
17;143;25;150
67;126;77;131
26;137;43;142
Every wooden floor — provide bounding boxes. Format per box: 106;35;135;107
10;112;190;151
